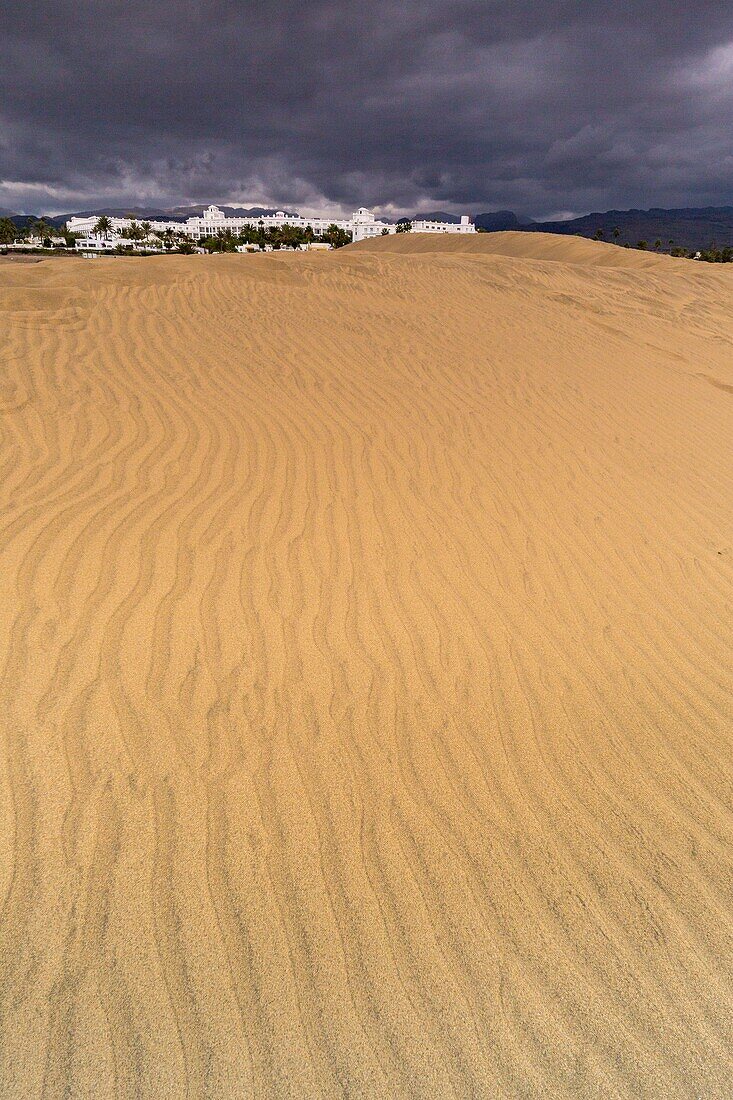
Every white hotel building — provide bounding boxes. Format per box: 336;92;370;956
67;205;476;244
185;205;354;238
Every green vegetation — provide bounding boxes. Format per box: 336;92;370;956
621;237;733;262
93;215;112;238
693;245;733;263
0;215;77;249
198;221;351;252
559;214;730;259
395;220;412;233
119;220;146;242
323;223;351;248
0;217;16;243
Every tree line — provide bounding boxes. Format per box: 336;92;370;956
94;216;351;252
0;216;77;247
195;222;351;251
591;226;733;262
1;214;353;252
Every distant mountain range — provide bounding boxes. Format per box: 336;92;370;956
4;204;733;250
169;205;298;219
526;206;733;251
416;205;733;248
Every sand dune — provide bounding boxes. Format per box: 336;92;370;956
0;234;731;1098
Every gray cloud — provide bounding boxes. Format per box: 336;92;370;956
1;1;732;216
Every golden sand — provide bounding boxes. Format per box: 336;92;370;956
0;233;731;1098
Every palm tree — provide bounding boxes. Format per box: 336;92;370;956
612;226;621;242
0;217;16;244
654;239;662;251
125;220;144;242
94;215;112;240
594;228;605;240
323;224;351;248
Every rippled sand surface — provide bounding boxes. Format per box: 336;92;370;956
1;234;731;1098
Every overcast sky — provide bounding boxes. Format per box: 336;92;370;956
2;1;733;217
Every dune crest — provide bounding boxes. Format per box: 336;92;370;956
352;228;686;268
0;243;732;1098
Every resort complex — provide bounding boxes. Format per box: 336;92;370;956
64;204;477;249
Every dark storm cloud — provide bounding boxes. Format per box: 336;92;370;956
2;1;733;215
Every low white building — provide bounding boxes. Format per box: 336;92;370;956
412;214;475;234
74;237;166;254
2;235;68;250
351;208;476;242
74;237;119;251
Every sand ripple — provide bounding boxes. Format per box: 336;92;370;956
0;236;732;1097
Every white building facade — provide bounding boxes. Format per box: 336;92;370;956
73;237;167;254
349;208;395;242
66;215;180;236
184;205;353;239
349;209;476;242
412;214;475;234
66;205;476;245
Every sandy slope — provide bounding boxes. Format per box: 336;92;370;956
353;228;679;268
0;234;731;1099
